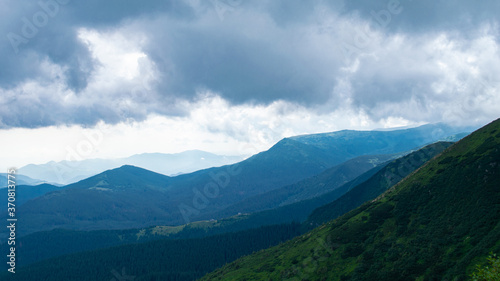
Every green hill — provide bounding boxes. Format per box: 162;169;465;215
306;141;453;227
201;118;500;280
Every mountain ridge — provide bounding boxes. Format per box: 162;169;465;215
201;118;500;280
2;141;455;269
18;150;244;185
216;153;398;217
13;123;472;235
0;173;47;188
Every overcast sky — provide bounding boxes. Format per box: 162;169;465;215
1;0;499;171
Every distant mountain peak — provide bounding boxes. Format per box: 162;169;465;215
18;151;245;185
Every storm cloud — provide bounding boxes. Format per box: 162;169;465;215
1;0;499;128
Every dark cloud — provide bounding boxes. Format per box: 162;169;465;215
0;0;194;87
146;19;337;105
1;0;499;128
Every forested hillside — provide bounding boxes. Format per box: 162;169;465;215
2;224;302;280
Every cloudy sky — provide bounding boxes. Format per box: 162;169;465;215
1;0;499;171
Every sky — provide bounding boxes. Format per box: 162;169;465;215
1;0;499;171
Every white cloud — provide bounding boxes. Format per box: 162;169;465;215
0;92;420;172
78;27;151;82
331;22;500;126
76;27;160;109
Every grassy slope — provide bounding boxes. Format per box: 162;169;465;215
306;141;453;227
201;118;500;281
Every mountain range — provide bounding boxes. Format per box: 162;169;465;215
10;123;471;236
17;150;245;185
0;173;46;188
5;141;452;268
4;120;496;280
